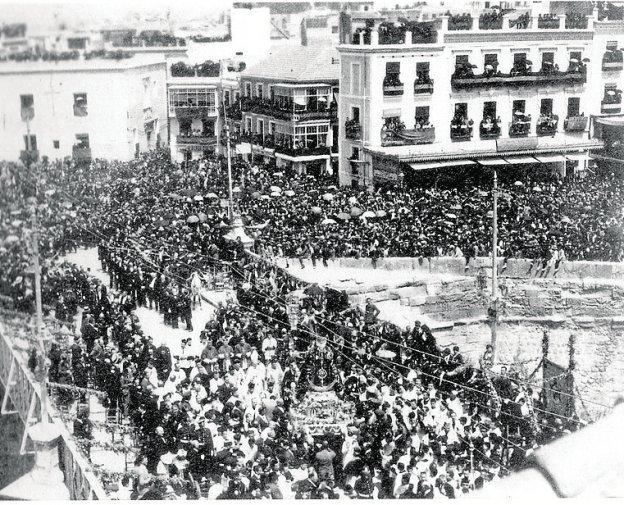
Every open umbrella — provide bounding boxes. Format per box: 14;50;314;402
252;191;261;198
218;220;228;228
198;212;208;223
533;186;542;192
321;218;337;225
273;171;284;177
10;220;22;227
560;216;571;224
187;215;200;224
284;190;295;197
569;58;579;63
311;206;322;215
445;213;457;219
361;210;376;219
269;186;281;193
44;189;56;196
5;235;19;244
350;207;363;217
348;196;358;205
194;195;203;202
514;181;524;186
260;195;271;200
206;192;218;199
322;193;334;201
375;210;387;218
270;191;281;197
451;204;462;210
487;210;494;218
485;64;494;70
233;187;241;193
607;90;616;96
337;212;351;221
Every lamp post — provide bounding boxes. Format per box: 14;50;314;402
490;168;499;361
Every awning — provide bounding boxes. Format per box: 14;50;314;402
505;156;539;165
477;158;510;166
595;116;624;127
409;159;476;170
565;153;587;161
382;109;402;118
533;154;567;163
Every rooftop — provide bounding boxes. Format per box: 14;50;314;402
0;52;165;74
242;45;339;83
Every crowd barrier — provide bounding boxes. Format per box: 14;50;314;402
0;327;107;500
275;256;624;280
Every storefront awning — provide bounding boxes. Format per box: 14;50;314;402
477;158;511;166
565;153;587;161
505;155;539;165
382;109;402;118
533;154;567;163
409;159;476;170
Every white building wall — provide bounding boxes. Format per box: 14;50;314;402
0;60;167;163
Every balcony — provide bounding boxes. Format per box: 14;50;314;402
450;119;473;142
72;145;91;163
173;106;218;119
177;133;217;146
448;14;473;31
509;116;532;138
414;78;434;94
602;89;623;114
602;50;623;71
345;119;361;140
565;14;588;29
564;115;588;132
381;125;435;147
479;120;501;139
478;12;503;30
451;68;586;90
536;114;559;137
221;102;242;121
240;97;335;121
352;20;438;45
275;144;331;158
537;15;560;29
383;76;404;96
19;149;39;165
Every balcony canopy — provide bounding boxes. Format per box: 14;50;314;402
409;153;572;171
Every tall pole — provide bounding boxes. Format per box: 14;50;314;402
491;168;499;361
219;67;234;222
29;144;49;425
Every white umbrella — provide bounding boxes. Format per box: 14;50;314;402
533;186;542;192
321;218;337;225
361;211;376;219
322;193;334;201
569;58;579;63
284;190;295;197
270;191;281;197
375;210;387;218
44;189;55;196
514;181;523;186
270;185;281;193
273;171;284;177
206;192;219;199
348;196;358;205
446;213;457;219
232;187;242;193
607;90;617;96
260;195;271;200
194;195;203;201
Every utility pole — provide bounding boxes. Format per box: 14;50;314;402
219;67;234;221
490;168;499;361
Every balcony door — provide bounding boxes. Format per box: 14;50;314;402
541;52;554;72
512;99;526;114
454;102;468;120
416;62;430;81
415;106;430;126
23;134;37;150
540;98;553;116
567;97;580;117
484;54;498;72
483;101;496;121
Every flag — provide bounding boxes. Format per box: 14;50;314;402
21;106;34;121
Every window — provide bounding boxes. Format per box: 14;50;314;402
234;91;241;102
351;63;361;95
53;140;60;149
416;62;430;81
75;133;90;149
67;37;86;49
168;88;216;109
245;118;252;132
570;51;581;62
484;54;498;70
332;25;339;33
455;55;469;66
352;106;360;123
415;106;430;125
512;99;526;114
73;93;88;117
269;85;275;101
257;84;263;99
270;122;276;134
224;90;231;106
454;102;468;119
513;52;527;66
483;101;496;120
245;82;252;97
541;52;554;72
257;119;264;135
384;62;401;87
20;94;34;120
540;98;553;115
567;97;580;117
351;146;360;159
293;123;329;149
23;134;37;150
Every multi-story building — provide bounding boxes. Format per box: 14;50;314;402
337;6;619;187
166;60;220;163
0;52;167;164
236;45;340;177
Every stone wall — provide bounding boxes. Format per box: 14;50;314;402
286;256;624;281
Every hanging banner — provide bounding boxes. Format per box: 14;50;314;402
542;359;575;417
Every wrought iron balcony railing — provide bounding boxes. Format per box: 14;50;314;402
563;115;588;132
345;119;361;140
536;115;559;136
479;120;501;139
450;120;473;141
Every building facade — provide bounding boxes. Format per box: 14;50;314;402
337;6;621;187
235;46;340;177
0;53;168;164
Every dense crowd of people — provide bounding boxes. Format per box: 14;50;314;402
0;150;613;498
